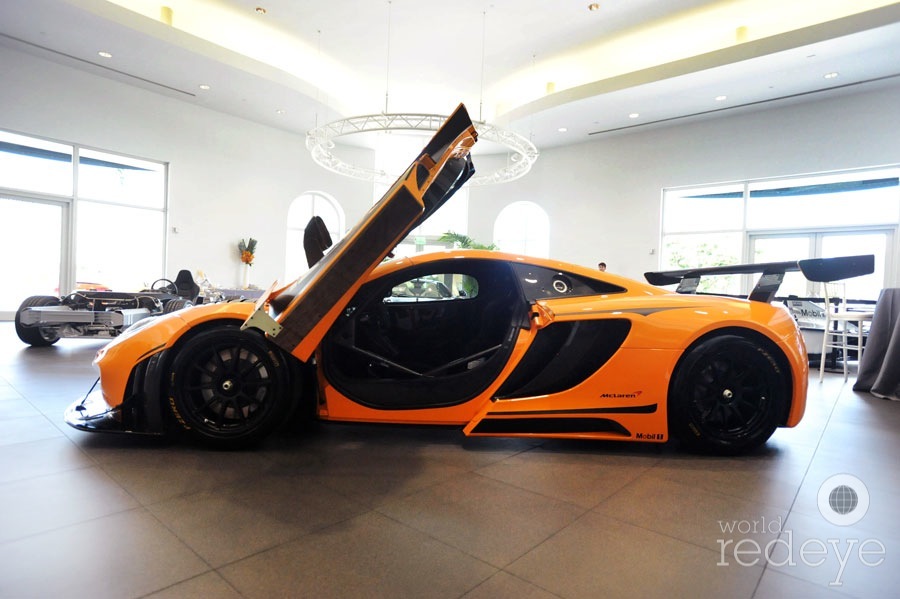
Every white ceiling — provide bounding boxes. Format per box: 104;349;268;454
1;0;899;154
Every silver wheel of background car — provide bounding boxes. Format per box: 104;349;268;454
163;298;192;313
14;295;61;346
167;326;292;448
668;334;787;455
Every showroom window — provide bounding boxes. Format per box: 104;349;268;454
0;129;166;318
285;191;345;280
75;149;166;291
493;201;550;257
661;169;899;298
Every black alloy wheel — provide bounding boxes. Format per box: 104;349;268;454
669;334;787;454
167;326;292;448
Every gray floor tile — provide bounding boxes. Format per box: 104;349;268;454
476;443;661;508
142;572;244;599
146;469;368;567
219;511;496;598
379;471;585;567
0;436;94;485
753;569;854;598
1;322;899;598
766;511;896;597
0;466;140;543
507;511;764;598
461;571;562;599
0;413;64;447
85;445;279;505
0;509;209;599
596;473;789;552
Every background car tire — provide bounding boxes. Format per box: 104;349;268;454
14;295;62;346
166;326;293;448
163;298;191;314
668;334;787;455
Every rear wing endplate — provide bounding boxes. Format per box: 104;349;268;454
644;254;874;303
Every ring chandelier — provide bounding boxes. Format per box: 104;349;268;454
306;112;539;186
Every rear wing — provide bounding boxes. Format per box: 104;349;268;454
644;254;874;303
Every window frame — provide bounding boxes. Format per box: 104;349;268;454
660;167;900;297
1;129;167;318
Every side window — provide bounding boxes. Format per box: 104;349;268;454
383;274;479;303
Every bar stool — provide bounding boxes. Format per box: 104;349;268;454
819;282;875;381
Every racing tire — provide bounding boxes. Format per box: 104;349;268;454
14;296;62;346
166;326;293;448
163;298;192;314
668;334;787;455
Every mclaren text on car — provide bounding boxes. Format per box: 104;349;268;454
64;104;873;454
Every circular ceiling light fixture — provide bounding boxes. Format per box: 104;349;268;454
306;113;539;186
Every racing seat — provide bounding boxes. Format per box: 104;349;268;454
173;270;200;303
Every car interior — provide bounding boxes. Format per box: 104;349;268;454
322;259;529;409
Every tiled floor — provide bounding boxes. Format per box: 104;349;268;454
0;321;898;598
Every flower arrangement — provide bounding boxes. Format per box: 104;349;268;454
238;237;257;266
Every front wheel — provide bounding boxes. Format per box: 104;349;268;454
15;296;61;346
668;335;787;455
166;326;293;448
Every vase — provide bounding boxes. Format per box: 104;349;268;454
242;263;251;289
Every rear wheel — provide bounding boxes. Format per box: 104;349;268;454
15;296;61;346
668;335;787;455
166;326;292;448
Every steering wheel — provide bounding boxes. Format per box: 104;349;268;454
150;278;177;294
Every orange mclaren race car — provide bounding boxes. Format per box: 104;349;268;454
64;105;873;454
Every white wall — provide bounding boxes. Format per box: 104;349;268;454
0;46;372;290
470;81;900;281
3;44;900;289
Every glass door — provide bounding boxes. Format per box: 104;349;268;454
0;196;66;319
821;231;890;301
751;234;815;297
750;230;891;301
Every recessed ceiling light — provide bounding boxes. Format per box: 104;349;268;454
588;3;600;11
198;84;210;90
628;113;640;119
276;109;285;115
715;95;728;101
557;127;568;133
255;6;267;15
97;51;112;58
824;72;839;79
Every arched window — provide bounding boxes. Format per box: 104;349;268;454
493;201;549;257
285;191;344;280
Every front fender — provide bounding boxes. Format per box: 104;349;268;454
94;302;256;409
